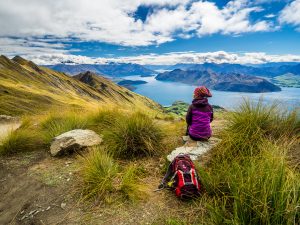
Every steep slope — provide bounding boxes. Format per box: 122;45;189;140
0;55;161;115
47;62;155;77
156;69;281;93
73;71;154;104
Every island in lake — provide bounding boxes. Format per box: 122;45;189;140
164;100;225;116
156;69;281;93
117;79;148;91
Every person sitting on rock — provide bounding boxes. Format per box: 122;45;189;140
186;86;213;141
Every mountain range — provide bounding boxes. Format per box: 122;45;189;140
0;55;161;115
156;69;281;93
46;63;155;77
167;62;300;77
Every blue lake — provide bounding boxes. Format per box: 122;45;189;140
121;75;300;110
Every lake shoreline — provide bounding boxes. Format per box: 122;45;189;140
118;75;300;110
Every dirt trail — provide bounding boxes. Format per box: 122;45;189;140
0;152;83;225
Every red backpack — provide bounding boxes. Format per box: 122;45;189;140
171;154;201;198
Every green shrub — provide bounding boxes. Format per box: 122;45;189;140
41;112;87;143
0;129;43;156
80;147;118;201
103;112;163;158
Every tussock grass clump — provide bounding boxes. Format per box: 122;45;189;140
103;112;163;158
41;112;87;143
120;164;148;202
213;99;299;160
0;129;43;156
199;100;300;225
202;143;300;225
80;147;118;201
87;108;125;132
80;147;147;203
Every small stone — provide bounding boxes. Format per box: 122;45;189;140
28;210;37;216
61;203;66;209
20;215;27;221
46;206;51;211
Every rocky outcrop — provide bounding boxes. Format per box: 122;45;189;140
167;136;221;161
50;129;102;156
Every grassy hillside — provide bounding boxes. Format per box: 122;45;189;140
0;55;162;115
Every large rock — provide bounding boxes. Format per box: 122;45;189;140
167;137;221;162
50;129;102;156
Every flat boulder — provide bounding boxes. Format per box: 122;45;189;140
167;136;221;162
50;129;102;157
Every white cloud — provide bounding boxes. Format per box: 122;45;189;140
0;38;69;56
0;0;273;49
265;14;276;18
25;51;300;65
279;0;300;29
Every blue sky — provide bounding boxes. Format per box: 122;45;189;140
0;0;300;65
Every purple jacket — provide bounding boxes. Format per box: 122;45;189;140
186;98;213;139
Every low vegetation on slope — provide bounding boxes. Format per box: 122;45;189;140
0;128;43;156
40;111;88;143
199;100;300;225
80;147;148;203
0;55;162;115
103;112;163;158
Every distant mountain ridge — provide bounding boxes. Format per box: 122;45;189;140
46;63;156;77
167;62;300;77
0;55;161;115
156;69;281;93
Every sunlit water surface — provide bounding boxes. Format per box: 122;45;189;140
121;75;300;110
